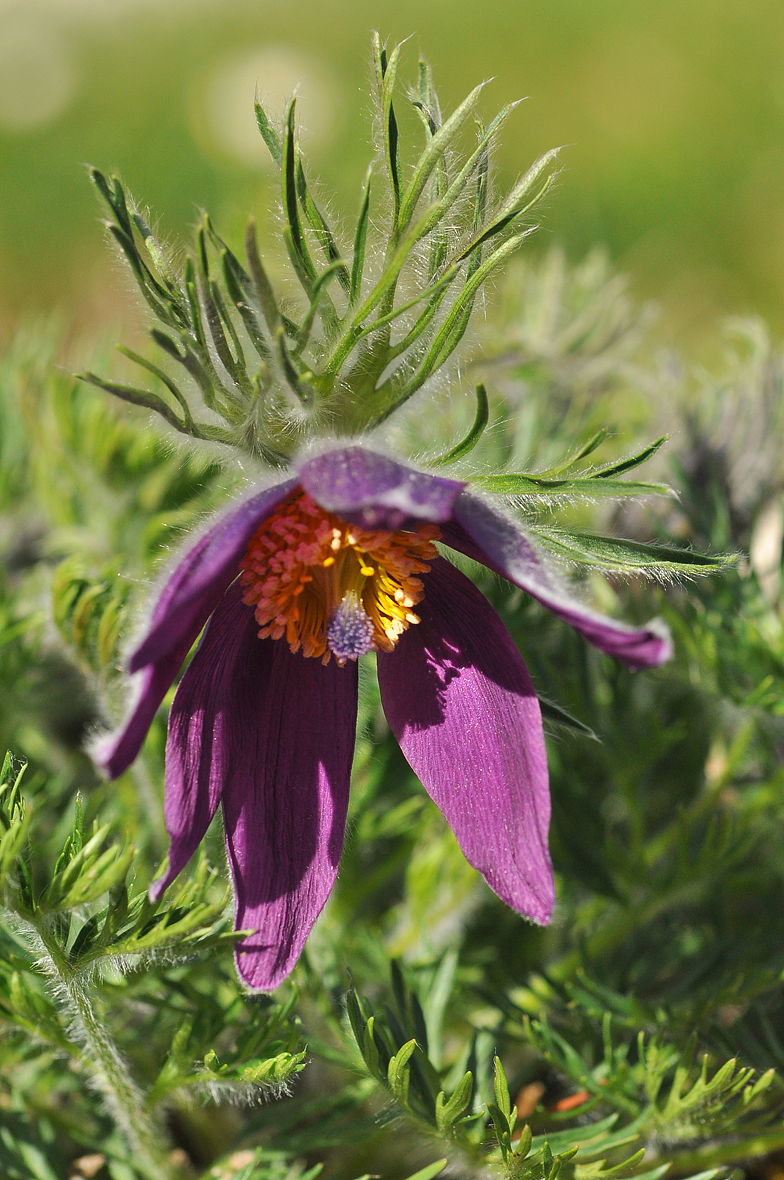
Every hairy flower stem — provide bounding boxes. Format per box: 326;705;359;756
27;918;180;1180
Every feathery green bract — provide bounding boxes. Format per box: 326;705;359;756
80;38;558;458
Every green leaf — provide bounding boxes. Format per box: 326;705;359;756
350;168;373;304
321;99;519;380
402;1162;447;1180
116;346;195;428
538;429;609;477
387;1037;417;1105
240;1051;307;1087
462;146;561;255
245;219;284;338
68;914;101;959
42;822;113;907
435;1070;473;1132
295;158;351;294
131;209;181;294
538;696;598;739
90;169;185;329
0;807;31;886
426;231;534;360
75;372;191;436
398;80;486;233
281;99;318;296
218;245;271;362
378;231;533;416
401;98;519;264
276;327;315;405
0;751;27;807
514;1124;533;1160
476;473;673;498
575;1149;647;1180
295;262;346;353
59;843;136;910
487;1101;513;1159
166;1010;193;1057
493;1055;512;1118
529;1115;621;1156
744;1068;776;1104
255;99;283;165
530;527;734;574
373;34;402;233
431;384;489;466
362;1015;382;1080
589;437;668;479
197;264;253;398
345;988;367;1051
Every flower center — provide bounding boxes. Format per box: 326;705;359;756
239;489;440;664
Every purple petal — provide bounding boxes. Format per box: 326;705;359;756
298;445;465;530
444;492;672;670
95;478;296;779
221;640;358;991
94;633;200;780
149;581;266;902
129;478;296;673
377;556;553;924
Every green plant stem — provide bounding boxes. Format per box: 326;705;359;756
26;917;180;1180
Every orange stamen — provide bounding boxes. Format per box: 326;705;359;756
239;489;440;664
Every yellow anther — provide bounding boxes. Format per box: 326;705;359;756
239;489;439;664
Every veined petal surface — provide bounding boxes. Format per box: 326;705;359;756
96;479;296;778
221;636;359;990
298;445;465;530
446;492;672;669
377;556;553;924
150;581;267;901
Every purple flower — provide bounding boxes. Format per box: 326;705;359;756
96;444;671;990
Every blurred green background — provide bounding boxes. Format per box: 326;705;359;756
1;0;784;355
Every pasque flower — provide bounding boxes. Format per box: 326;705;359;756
85;42;687;989
97;443;671;990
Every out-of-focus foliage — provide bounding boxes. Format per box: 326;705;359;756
2;243;784;1179
3;0;784;350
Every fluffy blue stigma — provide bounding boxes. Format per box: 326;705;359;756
327;592;375;662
